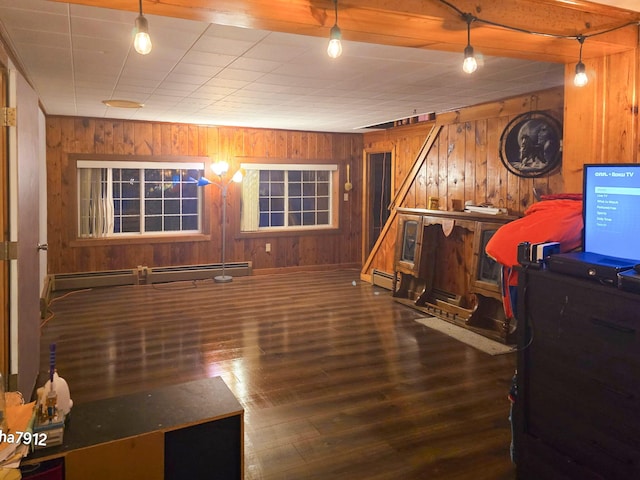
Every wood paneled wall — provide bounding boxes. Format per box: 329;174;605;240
46;118;363;274
563;47;640;192
362;87;565;277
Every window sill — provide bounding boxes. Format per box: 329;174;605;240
236;227;341;239
70;233;211;247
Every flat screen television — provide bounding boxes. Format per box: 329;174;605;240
583;163;640;261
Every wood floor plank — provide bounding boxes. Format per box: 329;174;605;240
40;269;516;479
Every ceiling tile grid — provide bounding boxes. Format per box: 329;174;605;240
0;0;574;132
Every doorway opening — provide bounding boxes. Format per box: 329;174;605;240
366;151;392;254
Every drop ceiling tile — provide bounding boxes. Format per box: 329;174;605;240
215;68;265;82
181;50;236;68
192;35;257;56
172;62;224;77
0;7;68;34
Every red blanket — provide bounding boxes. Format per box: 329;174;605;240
486;198;583;274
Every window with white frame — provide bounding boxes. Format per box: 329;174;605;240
240;163;338;232
77;160;205;238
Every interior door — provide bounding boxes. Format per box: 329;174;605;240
10;69;42;395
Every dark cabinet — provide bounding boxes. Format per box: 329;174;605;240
515;268;640;479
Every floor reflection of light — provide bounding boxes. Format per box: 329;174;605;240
204;356;224;379
106;337;116;383
231;359;248;399
203;355;248;399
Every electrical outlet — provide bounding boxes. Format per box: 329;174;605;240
265;243;271;253
343;192;349;201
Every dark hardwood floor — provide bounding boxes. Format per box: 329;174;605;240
40;269;516;479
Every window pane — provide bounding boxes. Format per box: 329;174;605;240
270;171;284;182
289;182;301;196
164;216;181;231
289;198;301;211
318;197;329;210
146;200;162;215
183;215;198;230
317;183;329;196
289;213;301;225
289;171;301;181
270;182;284;196
303;198;315;210
271;198;284;211
121;182;139;198
303;212;315;225
317;212;329;224
122;217;140;233
182;199;198;214
122;199;140;214
146;169;161;181
145;216;162;232
317;171;329;182
271;212;284;226
165;200;180;214
303;183;315;196
183;183;197;197
303;171;315;181
122;169;140;182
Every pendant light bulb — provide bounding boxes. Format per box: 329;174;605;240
462;14;477;74
463;45;478;74
327;0;342;59
574;62;588;87
573;36;588;87
327;26;343;59
134;0;152;55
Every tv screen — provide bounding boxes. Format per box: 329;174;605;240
583;163;640;261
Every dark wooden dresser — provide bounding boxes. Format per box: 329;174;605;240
515;268;640;479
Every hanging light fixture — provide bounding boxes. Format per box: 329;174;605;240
462;13;477;74
134;0;152;55
327;0;343;59
574;35;588;87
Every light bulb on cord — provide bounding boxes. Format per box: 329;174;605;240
327;0;342;58
574;62;588;87
574;35;588;87
462;14;477;74
463;45;477;74
133;0;152;55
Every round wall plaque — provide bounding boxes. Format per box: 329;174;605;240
499;111;562;178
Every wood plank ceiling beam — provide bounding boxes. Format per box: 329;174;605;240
52;0;640;63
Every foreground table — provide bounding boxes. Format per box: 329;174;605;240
22;376;244;480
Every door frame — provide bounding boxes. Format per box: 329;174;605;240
361;144;395;265
0;64;8;380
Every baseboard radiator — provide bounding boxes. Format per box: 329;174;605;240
145;262;252;284
371;269;394;290
49;262;252;292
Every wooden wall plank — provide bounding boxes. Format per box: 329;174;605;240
362;87;564;277
46;118;362;274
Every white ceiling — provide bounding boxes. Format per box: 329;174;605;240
0;1;633;133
